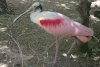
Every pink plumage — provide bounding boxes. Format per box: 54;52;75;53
29;2;94;63
40;18;62;27
13;2;94;63
30;11;93;42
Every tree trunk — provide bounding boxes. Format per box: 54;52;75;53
76;0;92;56
0;0;8;13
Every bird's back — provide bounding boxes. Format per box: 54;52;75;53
30;11;93;37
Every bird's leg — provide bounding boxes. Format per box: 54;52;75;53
66;40;76;67
53;37;59;64
67;40;76;55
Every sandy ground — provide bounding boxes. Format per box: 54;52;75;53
0;0;100;67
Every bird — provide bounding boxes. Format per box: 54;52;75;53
14;1;94;64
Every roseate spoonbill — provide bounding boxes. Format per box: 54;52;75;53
14;1;93;63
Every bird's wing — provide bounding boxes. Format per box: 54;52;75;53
72;21;93;36
38;11;66;26
62;15;94;37
38;11;93;37
31;11;93;37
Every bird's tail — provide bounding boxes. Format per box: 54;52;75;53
76;36;92;43
76;36;92;56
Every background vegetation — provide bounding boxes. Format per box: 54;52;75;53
0;0;100;67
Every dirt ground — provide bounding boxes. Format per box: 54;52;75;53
0;0;100;67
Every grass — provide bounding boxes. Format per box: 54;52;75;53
0;0;100;67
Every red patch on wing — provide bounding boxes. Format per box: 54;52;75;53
40;18;63;27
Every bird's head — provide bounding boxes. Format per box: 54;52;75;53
31;2;43;11
13;1;43;23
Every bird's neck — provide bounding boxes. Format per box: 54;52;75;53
30;9;42;23
31;9;41;17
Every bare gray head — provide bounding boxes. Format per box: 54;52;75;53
13;1;43;23
33;2;43;11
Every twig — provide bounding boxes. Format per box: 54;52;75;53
28;44;40;67
93;36;100;42
2;32;24;67
41;41;56;55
